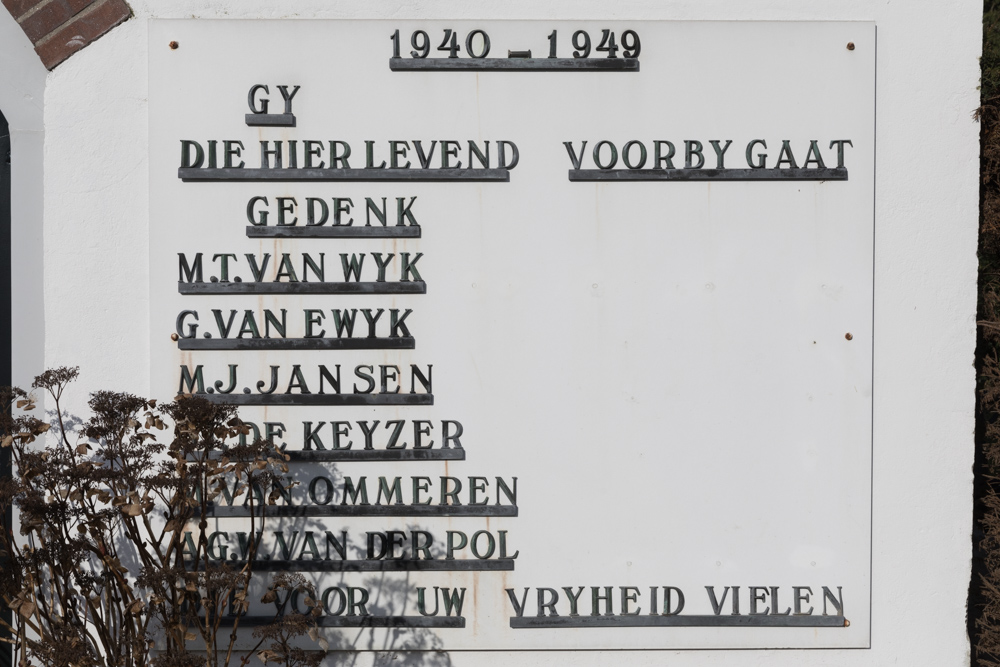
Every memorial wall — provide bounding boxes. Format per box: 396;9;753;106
150;19;872;651
0;2;981;665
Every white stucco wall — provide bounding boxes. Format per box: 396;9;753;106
0;0;981;665
0;6;46;391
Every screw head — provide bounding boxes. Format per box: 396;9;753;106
845;332;853;340
169;41;179;50
847;42;855;51
170;333;179;341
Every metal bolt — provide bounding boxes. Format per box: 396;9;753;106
845;332;853;340
170;333;179;341
846;42;855;51
169;41;179;50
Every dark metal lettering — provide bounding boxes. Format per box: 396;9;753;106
563;141;587;170
277;85;300;113
389;140;411;168
685;140;704;169
178;281;426;295
510;615;846;628
304;140;325;169
654;141;676;169
710;139;733;169
622;140;647;169
180;140;203;168
179;167;509;182
175;310;198;339
389;57;639;71
596;30;619;58
568;168;848;181
220;559;510;572
466;30;491;58
829;140;853;168
621;30;641;57
411;30;430;58
593;141;617;169
247;84;269;113
204;504;515;518
746;139;767;168
247;196;268;225
247;226;420;239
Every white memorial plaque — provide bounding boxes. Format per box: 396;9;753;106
149;20;874;651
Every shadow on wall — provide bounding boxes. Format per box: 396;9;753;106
203;476;461;664
2;372;467;667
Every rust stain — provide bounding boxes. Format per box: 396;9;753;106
594;184;601;239
475;73;482;134
272;237;283;272
471;571;481;636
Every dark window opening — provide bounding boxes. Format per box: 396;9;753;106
0;109;11;667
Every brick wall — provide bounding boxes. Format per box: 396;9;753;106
1;0;130;69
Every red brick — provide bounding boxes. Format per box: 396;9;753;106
2;0;42;19
20;0;96;43
33;0;130;70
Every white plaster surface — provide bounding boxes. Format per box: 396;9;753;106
0;0;982;665
0;6;46;390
